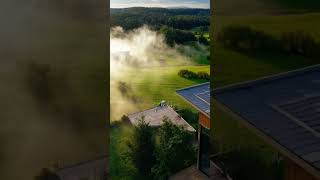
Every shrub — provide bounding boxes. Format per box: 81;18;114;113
152;119;196;179
197;71;210;80
178;69;210;80
127;118;156;178
217;25;279;54
280;31;320;58
178;69;198;79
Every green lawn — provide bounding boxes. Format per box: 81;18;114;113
111;65;209;120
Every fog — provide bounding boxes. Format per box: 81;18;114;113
110;26;204;120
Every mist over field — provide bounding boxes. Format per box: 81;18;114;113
110;26;207;120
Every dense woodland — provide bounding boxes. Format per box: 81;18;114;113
111;8;210;30
111;8;210;47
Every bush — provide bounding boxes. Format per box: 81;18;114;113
217;25;320;60
127;118;156;178
197;71;210;80
178;69;210;80
198;34;209;45
217;25;279;54
178;69;197;79
280;31;320;58
152;119;196;179
160;26;196;46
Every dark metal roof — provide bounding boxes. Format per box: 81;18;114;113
177;82;210;118
56;156;108;180
213;64;320;177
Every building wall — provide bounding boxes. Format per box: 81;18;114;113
199;113;210;129
285;159;318;180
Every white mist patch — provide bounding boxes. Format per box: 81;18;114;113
110;26;197;121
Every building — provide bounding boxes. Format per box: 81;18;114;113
174;82;230;180
55;156;108;180
127;101;196;132
213;64;320;180
177;82;211;176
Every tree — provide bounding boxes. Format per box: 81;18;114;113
160;26;196;46
152;118;196;180
34;168;60;180
198;33;209;45
127;117;156;178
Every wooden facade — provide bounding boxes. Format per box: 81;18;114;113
285;158;318;180
199;113;210;129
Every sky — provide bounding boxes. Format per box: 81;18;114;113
110;0;210;9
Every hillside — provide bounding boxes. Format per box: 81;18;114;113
215;0;320;15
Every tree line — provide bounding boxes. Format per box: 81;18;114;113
217;25;320;60
110;7;210;31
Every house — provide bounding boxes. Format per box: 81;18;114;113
55;156;108;180
177;82;211;176
173;82;230;180
213;64;320;180
127;101;196;132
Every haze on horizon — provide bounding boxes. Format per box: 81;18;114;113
111;0;210;9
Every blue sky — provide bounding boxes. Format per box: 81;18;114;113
110;0;210;9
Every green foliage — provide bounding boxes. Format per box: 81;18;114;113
280;31;320;58
213;148;284;180
160;26;197;46
152;119;196;180
217;25;279;54
34;168;60;180
198;34;210;45
176;108;199;130
110;8;210;30
167;15;210;30
127;118;156;178
178;69;210;80
217;25;320;60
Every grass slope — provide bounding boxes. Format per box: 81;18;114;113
111;65;209;120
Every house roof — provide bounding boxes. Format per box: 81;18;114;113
213;64;320;178
128;105;196;132
176;82;210;118
56;156;108;180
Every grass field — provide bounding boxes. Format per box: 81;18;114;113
111;65;209;120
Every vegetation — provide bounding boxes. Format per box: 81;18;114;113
111;8;209;30
160;26;196;46
127;118;156;178
217;25;320;59
178;69;210;80
110;118;196;180
152;119;196;180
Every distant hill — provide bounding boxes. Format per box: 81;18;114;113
215;0;320;15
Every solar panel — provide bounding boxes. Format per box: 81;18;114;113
273;96;320;137
196;91;210;105
176;82;210;116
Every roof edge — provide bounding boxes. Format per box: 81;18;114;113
212;99;320;179
213;64;320;94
